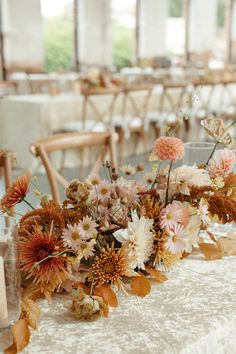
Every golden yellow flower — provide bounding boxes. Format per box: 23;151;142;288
91;246;127;286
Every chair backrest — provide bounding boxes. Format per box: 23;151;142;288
120;83;154;123
80;87;121;129
30;131;118;203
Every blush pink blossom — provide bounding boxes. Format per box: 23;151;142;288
152;137;185;161
159;201;188;230
165;224;186;254
209;149;236;178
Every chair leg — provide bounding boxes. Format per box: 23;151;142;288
116;127;125;165
150;121;160;139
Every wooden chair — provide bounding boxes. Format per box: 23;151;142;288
0;80;18;98
30;131;118;203
147;81;191;140
0;150;14;226
113;83;154;163
61;86;122;132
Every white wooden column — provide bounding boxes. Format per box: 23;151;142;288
188;0;217;54
78;0;112;67
139;0;168;59
2;0;43;72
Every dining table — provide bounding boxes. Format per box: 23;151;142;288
1;252;236;354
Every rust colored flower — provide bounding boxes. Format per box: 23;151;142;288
19;226;69;286
152;137;185;161
0;173;30;210
91;247;127;286
18;201;65;237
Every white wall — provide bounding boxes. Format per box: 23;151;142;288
78;0;112;67
139;0;168;58
189;0;217;53
2;0;44;71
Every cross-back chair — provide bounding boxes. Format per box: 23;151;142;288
148;81;191;140
113;83;154;163
0;150;14;226
30;131;118;203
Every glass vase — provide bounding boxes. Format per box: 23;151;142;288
183;142;215;166
0;217;21;330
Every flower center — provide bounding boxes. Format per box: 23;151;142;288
166;212;173;220
100;188;108;195
172;234;179;243
83;224;90;231
71;232;80;240
80;243;88;250
103;262;114;274
37;245;53;260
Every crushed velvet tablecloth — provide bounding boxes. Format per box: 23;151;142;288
1;254;236;354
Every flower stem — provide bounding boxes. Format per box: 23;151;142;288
90;279;95;296
206;141;219;165
22;198;35;210
165;161;173;206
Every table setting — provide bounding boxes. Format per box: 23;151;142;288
0;117;236;354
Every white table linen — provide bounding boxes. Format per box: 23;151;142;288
1;254;236;354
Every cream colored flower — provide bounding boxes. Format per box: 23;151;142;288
113;211;155;269
185;215;202;253
120;164;136;176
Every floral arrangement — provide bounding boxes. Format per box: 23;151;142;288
1;118;236;353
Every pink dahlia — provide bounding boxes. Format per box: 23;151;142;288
152;137;185;161
209;149;236;178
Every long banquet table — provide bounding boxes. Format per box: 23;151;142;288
1;253;236;354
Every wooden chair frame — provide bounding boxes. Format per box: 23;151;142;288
30;131;118;203
0;150;13;226
115;84;154;163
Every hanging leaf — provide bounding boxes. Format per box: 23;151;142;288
21;297;41;330
94;285;118;307
5;319;30;354
131;274;151;297
145;266;168;283
199;242;222;260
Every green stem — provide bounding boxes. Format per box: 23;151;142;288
206;141;219;165
165;161;173;206
22;198;35;210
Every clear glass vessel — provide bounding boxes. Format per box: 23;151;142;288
0;217;21;330
183;142;215;166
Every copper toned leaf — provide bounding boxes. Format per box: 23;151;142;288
217;237;236;256
21;297;41;330
145;266;168;283
131;274;151;297
94;285;118;307
5;319;30;354
199;242;222;260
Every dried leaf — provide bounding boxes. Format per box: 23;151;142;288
145;266;168;283
217;237;236;256
199;242;222;260
131;274;151;297
5;319;30;354
94;285;118;307
21;297;41;330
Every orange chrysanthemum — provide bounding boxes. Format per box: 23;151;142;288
19;227;69;286
92;247;127;286
0;173;30;210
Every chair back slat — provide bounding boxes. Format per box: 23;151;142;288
30;132;117;203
